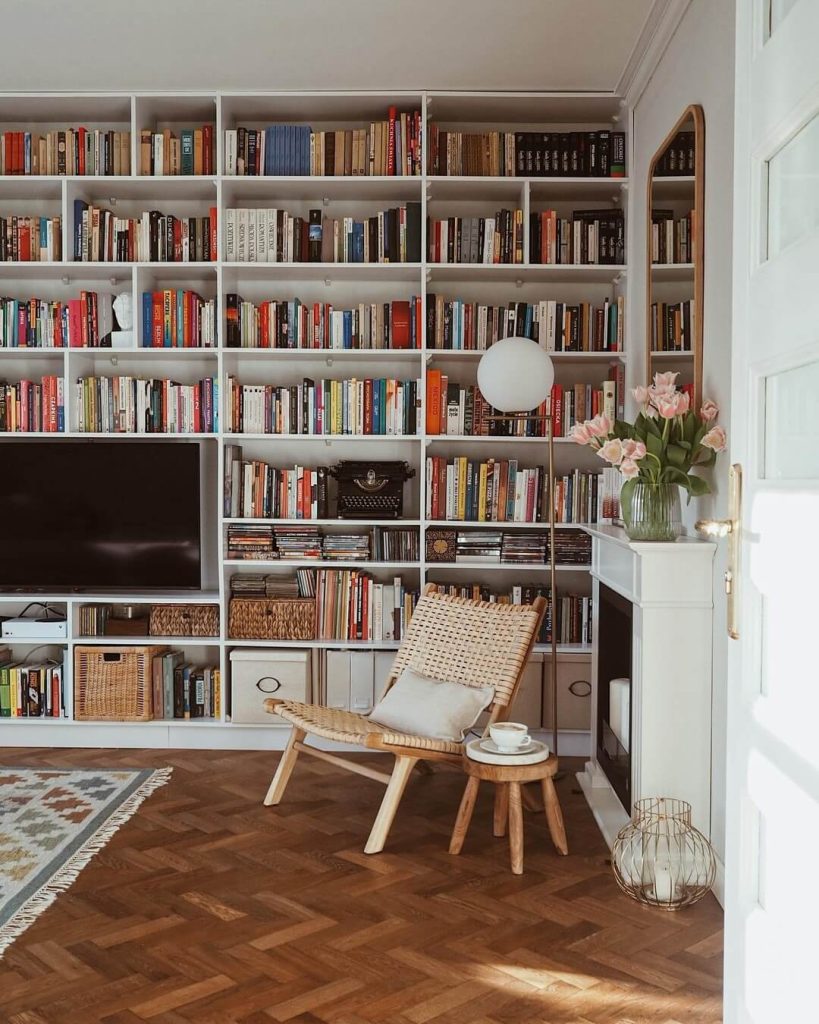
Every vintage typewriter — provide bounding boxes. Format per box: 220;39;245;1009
330;461;415;519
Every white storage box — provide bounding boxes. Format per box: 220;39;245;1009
230;648;311;724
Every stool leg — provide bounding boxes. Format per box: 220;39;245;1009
449;776;480;855
541;777;568;856
508;782;524;875
493;783;508;837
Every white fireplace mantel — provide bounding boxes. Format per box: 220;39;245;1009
577;525;716;846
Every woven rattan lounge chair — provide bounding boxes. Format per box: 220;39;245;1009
263;584;548;854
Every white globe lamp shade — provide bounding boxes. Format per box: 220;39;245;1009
476;336;555;413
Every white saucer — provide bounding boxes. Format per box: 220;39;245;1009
466;737;550;766
480;738;538;755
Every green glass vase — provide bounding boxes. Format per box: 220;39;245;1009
624;482;683;542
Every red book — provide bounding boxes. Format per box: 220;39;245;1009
391;300;410;349
202;125;213;174
152;292;163;347
550;384;563;437
415;296;422;348
77;127;86;176
426;369;442;435
387;107;397;176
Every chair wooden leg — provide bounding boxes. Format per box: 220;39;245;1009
508;782;524;874
263;727;306;806
493;783;508;837
364;756;418;855
449;776;480;855
541;776;568;855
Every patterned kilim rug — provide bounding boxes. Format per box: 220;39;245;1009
0;766;172;956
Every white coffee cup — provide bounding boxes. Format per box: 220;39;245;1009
489;721;530;750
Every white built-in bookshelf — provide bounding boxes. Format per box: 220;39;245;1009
0;91;631;749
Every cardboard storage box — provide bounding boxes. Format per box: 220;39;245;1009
230;649;311;723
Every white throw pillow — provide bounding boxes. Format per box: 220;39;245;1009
369;667;494;741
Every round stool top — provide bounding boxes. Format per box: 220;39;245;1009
461;749;559;783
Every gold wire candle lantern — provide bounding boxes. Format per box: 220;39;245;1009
612;797;716;910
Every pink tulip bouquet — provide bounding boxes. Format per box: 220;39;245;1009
570;372;727;535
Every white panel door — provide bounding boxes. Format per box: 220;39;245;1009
726;1;819;1020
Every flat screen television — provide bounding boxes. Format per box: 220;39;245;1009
0;441;201;591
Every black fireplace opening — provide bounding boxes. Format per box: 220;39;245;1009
596;582;633;811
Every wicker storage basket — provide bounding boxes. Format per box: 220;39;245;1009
74;645;167;722
228;598;315;641
149;604;219;638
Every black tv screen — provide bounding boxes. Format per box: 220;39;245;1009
0;441;201;590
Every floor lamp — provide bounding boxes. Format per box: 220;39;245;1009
476;337;560;766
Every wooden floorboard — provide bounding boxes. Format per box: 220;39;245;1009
0;748;723;1023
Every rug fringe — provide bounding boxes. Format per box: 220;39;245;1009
0;766;173;958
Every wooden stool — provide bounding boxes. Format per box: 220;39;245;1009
449;753;568;874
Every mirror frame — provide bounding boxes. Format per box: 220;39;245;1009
646;103;705;406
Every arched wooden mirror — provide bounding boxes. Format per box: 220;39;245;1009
646;104;705;405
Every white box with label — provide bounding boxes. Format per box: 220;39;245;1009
230;649;311;724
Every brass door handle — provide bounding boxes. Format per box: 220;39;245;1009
695;464;742;640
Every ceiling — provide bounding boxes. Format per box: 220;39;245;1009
0;0;660;94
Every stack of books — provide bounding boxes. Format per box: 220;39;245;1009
0;376;64;432
456;531;502;564
427;210;524;264
226;524;276;561
372;527;419;562
0;292;120;349
225;109;422;177
551;530;593;566
225;295;420;350
425;294;624;353
501;532;549;565
1;129;131;176
140;290;217;348
73;202;217;262
0;216;62;262
273;525;323;560
0;657;65;718
323;533;371;561
651;209;694;264
229;573;301;599
223;448;329;519
76;375;217;434
225;376;420;436
139;126;215;175
314;570;418;642
223;204;421;263
150;651;221;720
528;209;625;265
426;457;546;523
427;127;626;178
650;300;695;352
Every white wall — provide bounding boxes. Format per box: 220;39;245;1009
630;0;736;867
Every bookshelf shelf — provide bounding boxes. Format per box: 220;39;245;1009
651;262;695;280
650;350;694;359
651;175;695;199
0;88;630;748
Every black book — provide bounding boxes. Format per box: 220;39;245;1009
225;292;241;348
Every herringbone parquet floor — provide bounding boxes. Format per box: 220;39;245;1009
0;748;723;1024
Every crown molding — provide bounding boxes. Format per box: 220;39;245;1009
617;0;693;106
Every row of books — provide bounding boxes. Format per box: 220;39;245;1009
651;210;695;265
75;375;217;433
0;129;131;176
655;132;696;176
552;469;612;524
425;295;624;353
140;290;217;348
223;205;421;264
225;111;422;177
226;524;419;562
225;295;419;350
139;126;215;176
426;372;492;436
427;210;524;265
529;209;625;265
426;127;626;178
0;292;112;348
551;377;623;437
150;650;221;719
422;584;592;646
73;202;218;263
650;300;695;353
223;449;330;519
309;570;418;642
78;604;112;637
224;376;421;436
0;216;62;262
426;458;546;523
0;654;65;717
0;376;64;432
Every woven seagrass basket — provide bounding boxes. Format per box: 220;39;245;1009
74;645;167;721
228;598;315;641
149;604;219;637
